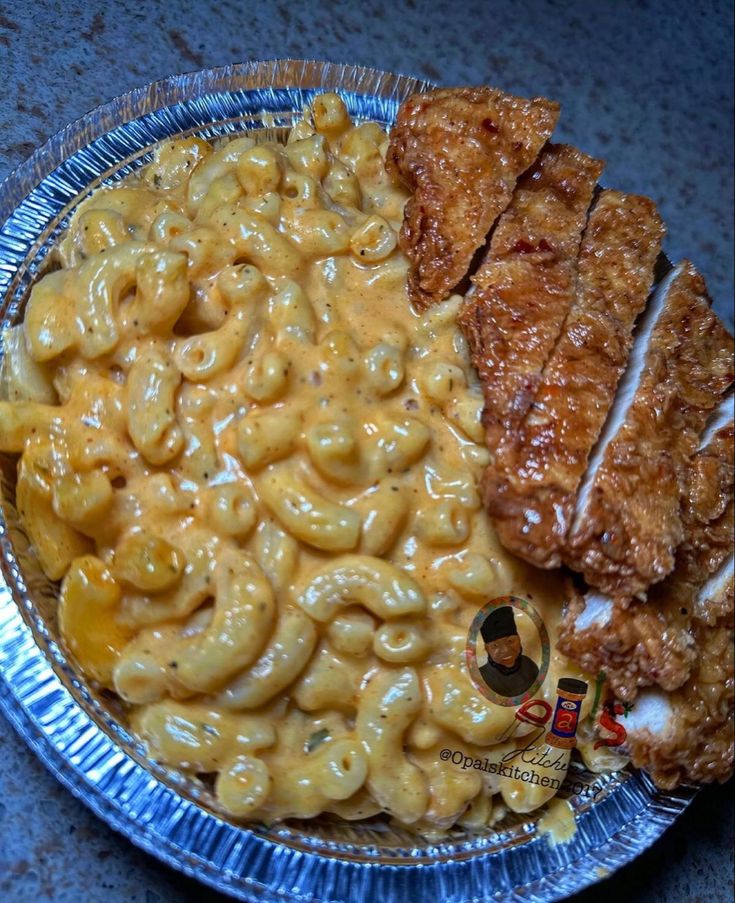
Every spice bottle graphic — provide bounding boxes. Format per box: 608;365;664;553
546;678;588;749
498;678;588;814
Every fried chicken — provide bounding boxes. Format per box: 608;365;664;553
558;588;696;702
565;262;734;600
561;554;734;789
483;191;664;568
625;587;734;788
678;402;735;623
386;87;559;309
559;402;733;702
458;144;603;456
560;420;734;786
388;83;734;790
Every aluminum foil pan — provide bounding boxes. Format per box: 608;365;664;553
0;59;697;902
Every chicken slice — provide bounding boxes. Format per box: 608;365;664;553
458;143;603;457
625;574;734;789
558;587;696;702
559;554;733;788
681;398;735;623
386;87;559;309
565;262;734;599
483;191;665;568
559;404;734;702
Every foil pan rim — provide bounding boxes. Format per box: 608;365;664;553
0;58;697;903
0;58;434;220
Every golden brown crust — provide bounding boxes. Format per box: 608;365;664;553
458;143;603;457
387;87;560;309
559;417;734;701
560;409;733;786
565;262;734;599
558;588;696;701
559;556;734;787
677;422;734;622
484;191;665;568
627;606;734;788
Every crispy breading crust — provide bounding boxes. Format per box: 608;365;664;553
560;554;734;787
559;418;734;699
387;87;559;309
484;191;664;568
559;413;733;795
626;606;734;788
558;588;696;701
458;144;603;457
678;422;735;623
565;262;734;599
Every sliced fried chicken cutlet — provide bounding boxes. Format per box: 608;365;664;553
386;87;559;309
559;395;735;700
559;397;734;784
559;571;733;787
483;191;665;568
459;144;604;455
681;403;735;624
387;84;734;788
559;587;698;702
624;583;733;787
563;263;733;599
559;395;734;697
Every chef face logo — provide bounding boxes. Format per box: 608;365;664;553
465;595;550;707
484;630;522;670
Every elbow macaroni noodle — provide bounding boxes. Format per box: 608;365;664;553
0;94;597;829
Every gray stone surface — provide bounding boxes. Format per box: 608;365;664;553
0;1;733;900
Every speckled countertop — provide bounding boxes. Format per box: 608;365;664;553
0;1;733;901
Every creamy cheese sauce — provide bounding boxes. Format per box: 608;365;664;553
0;94;600;827
537;798;577;845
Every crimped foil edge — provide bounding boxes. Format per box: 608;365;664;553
0;59;697;903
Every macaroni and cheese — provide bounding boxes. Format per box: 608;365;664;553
0;94;601;830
